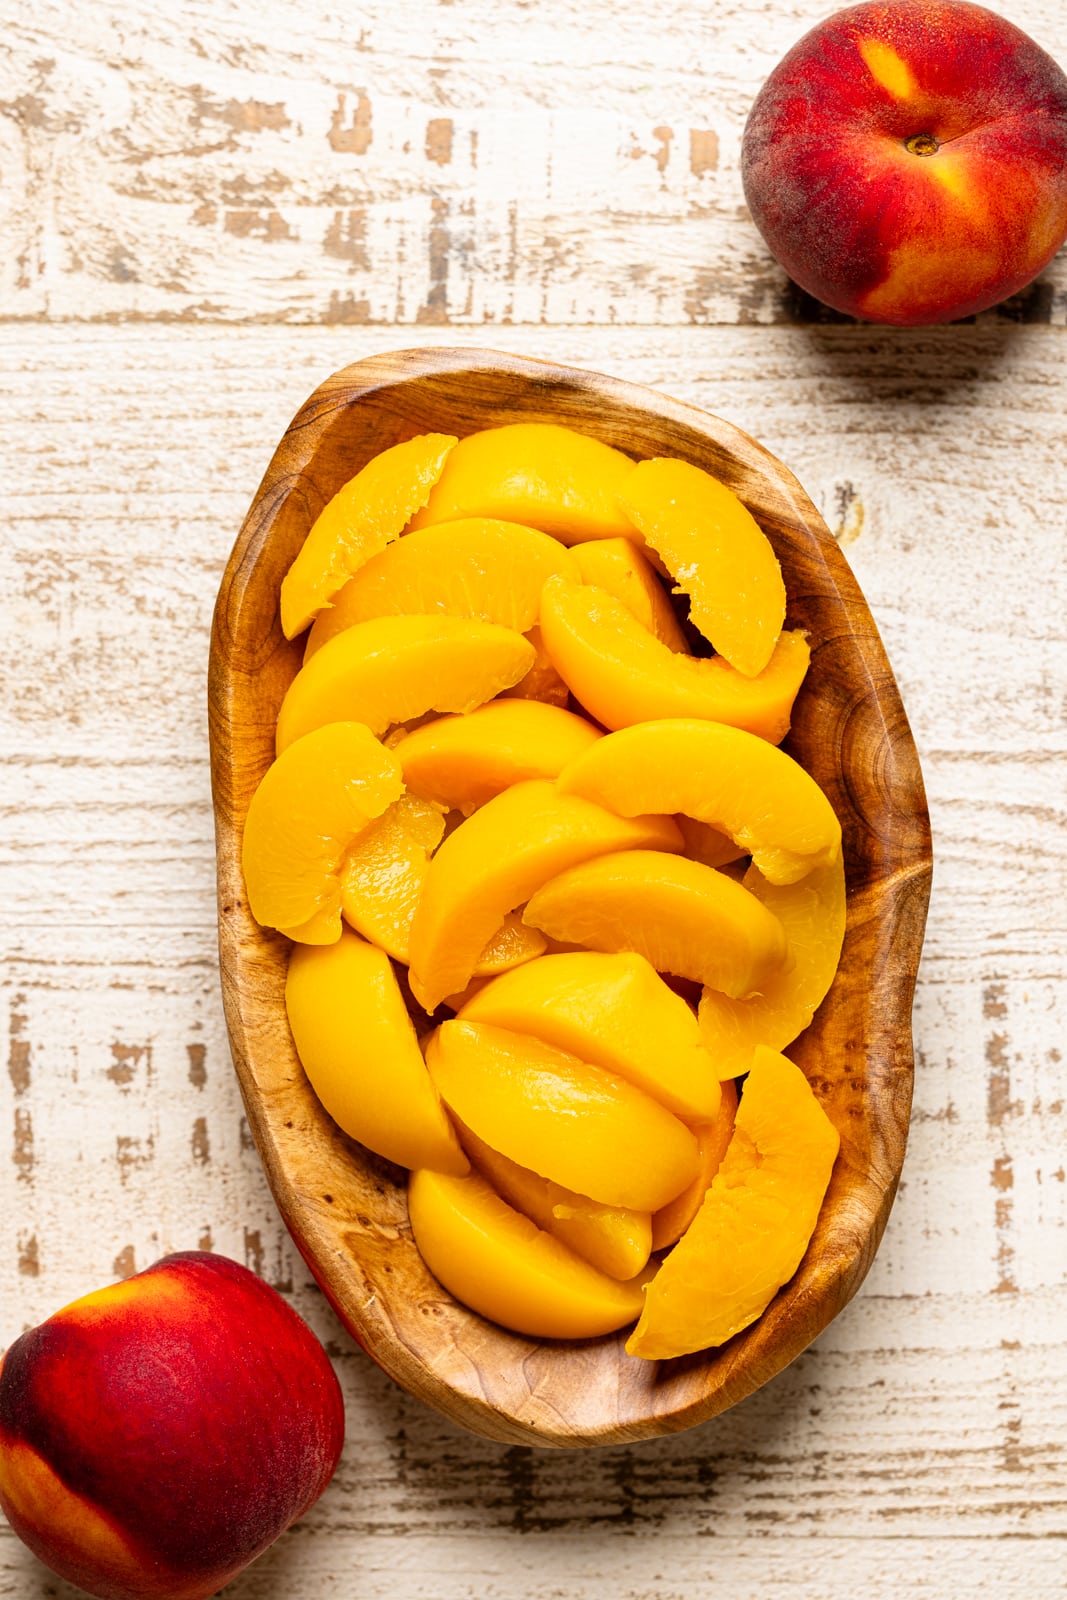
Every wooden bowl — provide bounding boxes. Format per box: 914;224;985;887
209;347;932;1448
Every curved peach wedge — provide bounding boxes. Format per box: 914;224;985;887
242;722;403;940
459;951;720;1123
286;930;467;1174
339;794;446;963
280;433;456;639
407;779;683;1012
650;1079;738;1252
275;614;535;754
627;1047;839;1359
472;911;547;976
571;537;688;651
304;519;580;658
558;719;841;886
408;1169;650;1340
523;850;789;1001
501;625;570;708
425;1020;700;1212
619;457;786;676
407;423;636;544
397;700;602;815
698;855;847;1079
456;1119;652;1281
539;576;809;742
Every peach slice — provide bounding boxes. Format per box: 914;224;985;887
242;721;403;941
285;930;467;1174
501;625;570;708
557;718;841;886
459;951;720;1123
650;1078;738;1252
627;1046;839;1359
698;855;847;1079
425;1020;699;1212
408;1168;651;1340
539;576;809;743
407;779;683;1012
407;423;636;544
339;794;446;963
619;457;786;676
523;851;789;1001
456;1119;652;1281
678;817;747;870
275;614;535;754
571;537;688;651
304;518;580;659
280;433;456;639
473;911;548;976
397;700;603;815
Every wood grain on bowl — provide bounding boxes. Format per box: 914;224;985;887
208;347;932;1448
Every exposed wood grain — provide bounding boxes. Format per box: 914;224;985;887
4;1;1067;327
1;324;1064;1591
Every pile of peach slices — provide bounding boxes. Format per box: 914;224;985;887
242;423;844;1361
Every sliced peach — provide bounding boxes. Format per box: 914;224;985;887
627;1047;839;1359
285;930;467;1173
459;951;719;1123
425;1019;699;1211
539;576;808;743
275;614;535;754
558;719;841;886
408;1168;650;1340
473;911;548;975
619;456;786;676
572;537;688;651
678;816;747;870
456;1119;652;1281
502;625;570;708
397;700;603;815
280;433;456;639
304;518;580;658
523;850;788;1000
698;855;847;1079
407;779;683;1012
650;1078;738;1252
242;721;403;940
339;794;446;962
407;423;636;544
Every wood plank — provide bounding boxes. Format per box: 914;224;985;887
1;324;1064;1594
4;2;1067;325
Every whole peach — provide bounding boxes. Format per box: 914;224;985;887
0;1252;344;1600
741;0;1067;324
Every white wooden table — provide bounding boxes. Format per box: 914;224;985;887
2;4;1065;1596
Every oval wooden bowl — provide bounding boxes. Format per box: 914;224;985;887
209;347;932;1448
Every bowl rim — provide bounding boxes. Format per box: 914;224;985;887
209;345;933;1447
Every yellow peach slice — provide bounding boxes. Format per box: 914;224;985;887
539;576;808;743
280;433;456;639
285;930;467;1174
275;614;535;754
572;537;688;651
456;1119;652;1281
558;718;841;886
397;700;603;815
698;855;847;1079
407;779;683;1012
339;794;446;962
473;911;548;975
501;625;570;708
618;457;786;677
523;850;788;1000
459;951;720;1123
242;721;403;940
425;1020;699;1211
407;423;636;544
627;1047;839;1358
304;518;580;658
408;1168;650;1340
650;1078;738;1252
678;816;748;870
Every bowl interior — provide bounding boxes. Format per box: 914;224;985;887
209;347;932;1447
